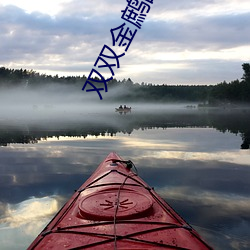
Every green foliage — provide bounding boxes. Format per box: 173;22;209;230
0;63;250;104
0;67;87;88
242;63;250;82
209;63;250;104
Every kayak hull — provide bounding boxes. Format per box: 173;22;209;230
28;152;213;249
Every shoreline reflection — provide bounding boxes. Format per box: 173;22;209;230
0;107;250;149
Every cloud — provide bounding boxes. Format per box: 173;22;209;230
0;1;250;84
58;0;123;17
139;12;250;49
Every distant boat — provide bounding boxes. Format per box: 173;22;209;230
115;106;132;113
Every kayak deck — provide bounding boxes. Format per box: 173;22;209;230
28;152;213;249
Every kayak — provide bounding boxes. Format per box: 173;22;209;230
28;152;213;249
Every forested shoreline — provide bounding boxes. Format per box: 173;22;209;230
0;63;249;104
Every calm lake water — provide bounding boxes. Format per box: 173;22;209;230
0;104;250;249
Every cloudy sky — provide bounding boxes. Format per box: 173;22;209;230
0;0;250;85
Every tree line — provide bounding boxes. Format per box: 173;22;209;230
0;63;249;104
208;63;250;105
0;67;88;87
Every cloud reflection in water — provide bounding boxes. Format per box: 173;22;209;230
0;196;61;250
0;127;250;249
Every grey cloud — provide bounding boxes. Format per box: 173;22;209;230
2;2;248;54
139;12;250;50
0;5;116;37
0;1;249;84
58;0;123;17
187;13;250;49
154;0;217;10
0;4;119;67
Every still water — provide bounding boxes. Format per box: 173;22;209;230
0;104;250;249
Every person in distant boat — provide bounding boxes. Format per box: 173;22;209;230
124;105;127;109
119;105;122;109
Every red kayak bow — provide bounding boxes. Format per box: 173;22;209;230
28;152;213;249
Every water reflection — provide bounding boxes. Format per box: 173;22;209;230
0;108;250;249
1;196;59;228
0;106;250;149
0;196;62;250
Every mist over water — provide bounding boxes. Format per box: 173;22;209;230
0;84;198;125
1;84;250;249
1;84;250;150
0;85;110;121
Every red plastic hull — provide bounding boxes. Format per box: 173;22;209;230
28;152;213;249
